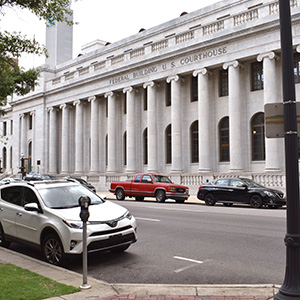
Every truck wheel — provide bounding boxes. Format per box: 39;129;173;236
116;188;125;200
156;190;166;203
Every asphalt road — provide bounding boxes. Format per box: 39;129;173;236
65;199;287;285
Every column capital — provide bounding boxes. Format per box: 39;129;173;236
143;81;156;89
193;68;211;77
223;60;239;70
296;45;300;53
104;91;114;98
88;96;97;102
47;106;58;113
257;51;277;62
73;99;81;106
19;113;25;119
166;75;180;83
29;110;36;116
59;103;69;110
123;86;133;94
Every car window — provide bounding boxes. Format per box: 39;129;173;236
230;179;245;187
21;187;39;207
215;179;229;186
1;186;24;206
141;175;152;183
134;174;142;183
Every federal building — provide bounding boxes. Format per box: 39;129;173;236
1;0;299;192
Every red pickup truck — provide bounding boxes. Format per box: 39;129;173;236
109;173;190;203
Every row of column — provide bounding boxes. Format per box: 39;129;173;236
45;51;280;175
194;51;280;172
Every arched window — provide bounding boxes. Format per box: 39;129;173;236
123;131;127;166
165;124;172;164
251;112;265;161
219;117;230;162
143;128;148;165
190;121;199;163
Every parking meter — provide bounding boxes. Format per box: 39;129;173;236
78;196;91;289
79;196;91;222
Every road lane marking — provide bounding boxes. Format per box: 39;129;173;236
135;217;160;222
173;256;204;273
173;256;204;264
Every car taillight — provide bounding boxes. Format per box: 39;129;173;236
199;185;203;190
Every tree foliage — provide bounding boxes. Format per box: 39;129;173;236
0;0;74;112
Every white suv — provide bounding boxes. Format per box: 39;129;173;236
0;180;137;265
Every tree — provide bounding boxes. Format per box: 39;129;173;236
0;0;74;114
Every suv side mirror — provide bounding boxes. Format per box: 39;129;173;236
24;203;39;212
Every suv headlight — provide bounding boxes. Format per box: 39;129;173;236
62;219;84;229
264;191;275;197
124;211;133;220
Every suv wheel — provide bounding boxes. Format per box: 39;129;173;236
116;188;125;200
156;190;166;202
0;224;10;248
42;233;64;265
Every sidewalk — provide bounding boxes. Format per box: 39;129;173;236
0;247;278;300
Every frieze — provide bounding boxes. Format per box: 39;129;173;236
109;46;227;85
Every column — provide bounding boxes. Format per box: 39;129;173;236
30;111;36;172
223;60;244;172
73;100;84;174
20;114;26;156
105;92;117;173
89;96;100;174
167;75;183;172
143;81;158;173
257;51;280;171
123;87;136;173
60;103;69;174
48;107;57;174
193;68;212;172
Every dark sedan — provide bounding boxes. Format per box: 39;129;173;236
197;177;286;208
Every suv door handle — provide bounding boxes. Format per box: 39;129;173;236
16;212;22;217
0;207;3;211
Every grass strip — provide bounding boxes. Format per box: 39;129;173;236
0;263;80;300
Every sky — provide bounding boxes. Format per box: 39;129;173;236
0;0;220;69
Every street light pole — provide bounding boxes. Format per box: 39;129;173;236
275;1;300;299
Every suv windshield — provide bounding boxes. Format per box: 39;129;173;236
37;185;103;208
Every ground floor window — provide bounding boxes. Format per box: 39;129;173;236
190;121;198;163
251;112;265;161
219;117;230;162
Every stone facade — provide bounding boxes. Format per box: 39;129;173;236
2;0;300;193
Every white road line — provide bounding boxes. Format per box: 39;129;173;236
173;256;204;273
135;217;160;222
173;256;204;264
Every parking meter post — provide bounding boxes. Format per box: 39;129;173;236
79;196;91;290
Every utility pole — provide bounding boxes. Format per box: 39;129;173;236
275;1;300;299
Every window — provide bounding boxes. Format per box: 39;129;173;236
191;76;198;102
252;113;265;161
219;69;228;97
143;88;148;111
219;117;230;162
166;82;171;107
190;121;199;163
105;135;108;166
29;114;33;130
143;128;148;165
123;132;127;166
166;124;172;164
124;96;127;114
251;62;264;91
215;179;229;186
10;120;13;135
134;174;142;183
294;53;300;84
141;174;152;183
1;186;24;206
230;179;245;187
3;122;7;136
